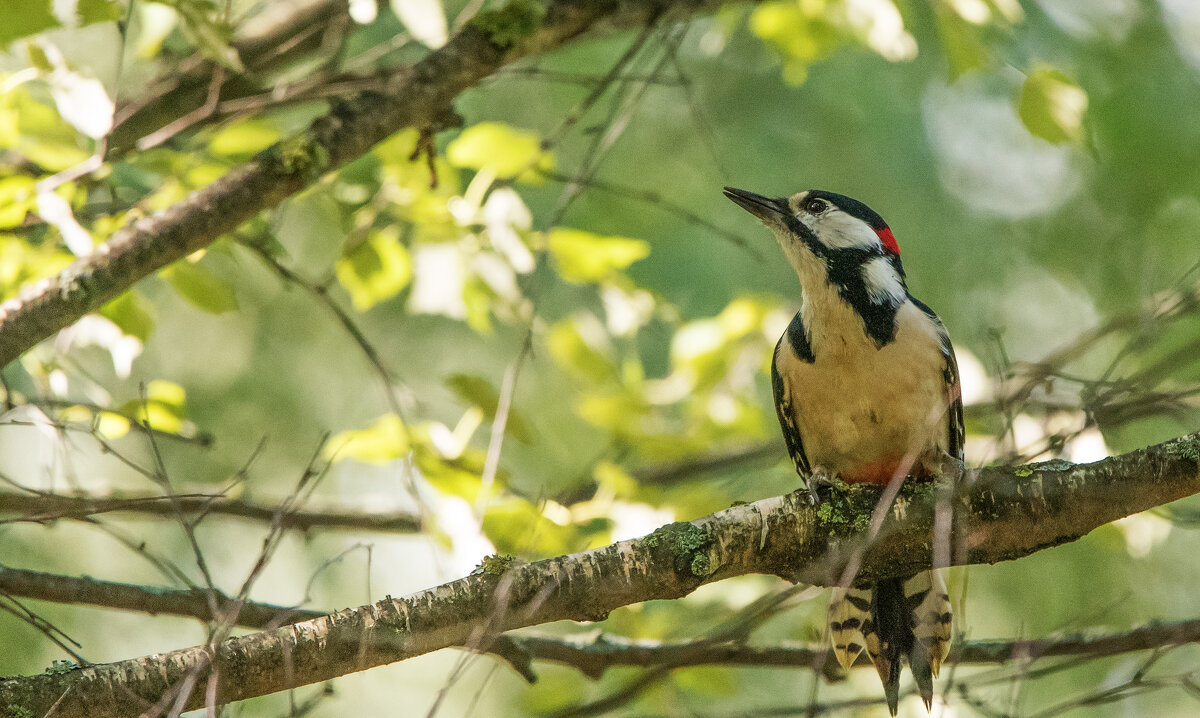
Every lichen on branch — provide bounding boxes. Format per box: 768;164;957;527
1;431;1197;718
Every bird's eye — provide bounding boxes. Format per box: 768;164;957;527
803;198;829;214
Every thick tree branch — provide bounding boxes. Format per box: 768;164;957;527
0;432;1197;717
0;490;421;532
0;0;746;369
5;566;1199;687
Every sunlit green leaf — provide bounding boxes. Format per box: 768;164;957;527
100;291;155;342
446;122;551;180
413;444;485;499
445;373;534;443
0;85;91;171
482;499;580;557
0;233;73;299
1018;67;1088;144
0;1;57;46
932;3;993;79
546;317;616;383
78;0;122;24
547;228;649;284
0;177;37;228
209;119;280;157
749;1;849;85
95;411;131;439
327;414;411;464
117;380;188;434
164;258;239;314
335;226;412;311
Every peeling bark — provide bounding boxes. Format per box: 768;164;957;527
1;432;1196;717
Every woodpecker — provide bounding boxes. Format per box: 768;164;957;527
724;186;962;714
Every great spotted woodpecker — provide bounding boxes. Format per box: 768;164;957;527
724;186;963;714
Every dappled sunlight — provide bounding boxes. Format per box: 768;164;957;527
1;0;1198;716
923;74;1084;218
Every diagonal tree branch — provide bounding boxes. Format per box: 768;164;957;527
0;0;751;369
0;432;1197;717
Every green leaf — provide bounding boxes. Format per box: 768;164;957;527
77;0;122;24
164;258;238;314
546;317;615;383
446;122;550;180
1018;67;1088;144
0;233;73;299
175;1;244;72
99;291;155;342
117;380;188;434
482;499;578;557
208;119;280;157
0;1;58;46
335;226;412;311
327;414;410;464
749;1;849;85
0;177;37;228
445;373;533;443
547;228;650;284
0;86;91;171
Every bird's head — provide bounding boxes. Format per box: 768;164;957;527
724;186;908;306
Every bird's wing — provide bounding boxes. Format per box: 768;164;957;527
771;336;811;477
908;296;964;463
942;343;965;462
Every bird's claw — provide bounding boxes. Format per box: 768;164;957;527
805;469;838;505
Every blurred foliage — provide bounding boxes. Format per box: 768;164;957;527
1;0;1199;716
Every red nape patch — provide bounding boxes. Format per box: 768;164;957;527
877;227;900;256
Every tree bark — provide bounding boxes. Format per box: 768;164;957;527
1;432;1196;718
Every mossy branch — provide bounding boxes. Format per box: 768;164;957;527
1;432;1197;718
0;0;742;369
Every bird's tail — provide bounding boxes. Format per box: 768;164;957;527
828;570;952;715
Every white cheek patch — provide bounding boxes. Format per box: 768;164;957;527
811;211;882;250
861;256;906;305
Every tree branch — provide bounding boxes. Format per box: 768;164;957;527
503;618;1200;681
6;563;1200;688
0;491;421;532
0;432;1196;717
0;566;321;629
0;0;747;369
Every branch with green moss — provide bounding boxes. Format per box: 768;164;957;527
0;432;1197;718
0;0;749;369
6;562;1200;688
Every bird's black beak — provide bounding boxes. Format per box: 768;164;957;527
723;187;789;222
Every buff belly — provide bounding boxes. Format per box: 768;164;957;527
779;301;950;483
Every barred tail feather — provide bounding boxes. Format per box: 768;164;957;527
828;587;872;670
908;569;953;678
844;572;953;716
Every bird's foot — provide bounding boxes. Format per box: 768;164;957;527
805;468;839;505
935;452;967;481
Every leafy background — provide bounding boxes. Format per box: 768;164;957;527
2;0;1200;715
